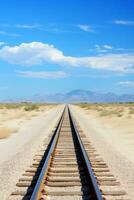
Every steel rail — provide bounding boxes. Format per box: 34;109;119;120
68;106;103;200
30;105;103;200
30;106;66;200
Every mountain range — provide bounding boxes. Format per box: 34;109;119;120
29;89;134;103
2;89;134;103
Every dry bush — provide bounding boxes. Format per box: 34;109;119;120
129;108;134;114
99;109;124;117
117;113;123;117
24;104;39;111
79;103;128;117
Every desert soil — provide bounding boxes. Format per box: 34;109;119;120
0;105;64;200
70;104;134;200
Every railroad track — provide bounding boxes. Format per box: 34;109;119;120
9;106;129;200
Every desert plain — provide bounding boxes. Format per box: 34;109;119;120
71;103;134;199
0;103;134;199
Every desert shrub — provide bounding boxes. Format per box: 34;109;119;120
129;108;134;114
99;110;110;116
117;113;123;117
24;104;39;111
3;103;20;109
1;103;27;109
0;104;4;109
99;110;119;117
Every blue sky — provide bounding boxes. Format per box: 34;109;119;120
0;0;134;100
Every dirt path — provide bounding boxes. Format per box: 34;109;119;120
70;105;134;200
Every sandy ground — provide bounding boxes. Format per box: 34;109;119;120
0;105;54;139
70;105;134;200
0;105;64;200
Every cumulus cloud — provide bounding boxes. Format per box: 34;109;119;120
114;20;134;26
118;81;134;87
0;42;134;73
17;70;68;79
0;42;65;66
77;24;94;32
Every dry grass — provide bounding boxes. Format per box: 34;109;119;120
0;103;55;111
0;127;18;139
99;110;117;117
24;104;39;111
129;107;134;114
78;102;134;118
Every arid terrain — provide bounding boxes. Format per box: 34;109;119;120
0;103;134;199
0;103;64;200
78;103;134;161
0;103;55;139
70;103;134;199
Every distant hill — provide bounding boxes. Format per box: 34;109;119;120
30;89;134;103
1;89;134;103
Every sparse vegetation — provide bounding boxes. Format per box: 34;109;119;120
0;102;55;111
129;108;134;114
78;102;134;118
0;103;56;139
117;113;123;117
24;104;39;111
99;109;120;117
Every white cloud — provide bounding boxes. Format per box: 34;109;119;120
0;42;65;65
94;44;113;52
118;81;134;87
2;23;41;29
2;23;71;33
92;45;134;53
0;42;6;47
15;24;40;29
114;20;134;26
0;42;134;73
17;71;69;79
77;24;94;32
103;45;113;49
0;31;20;37
95;44;100;50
